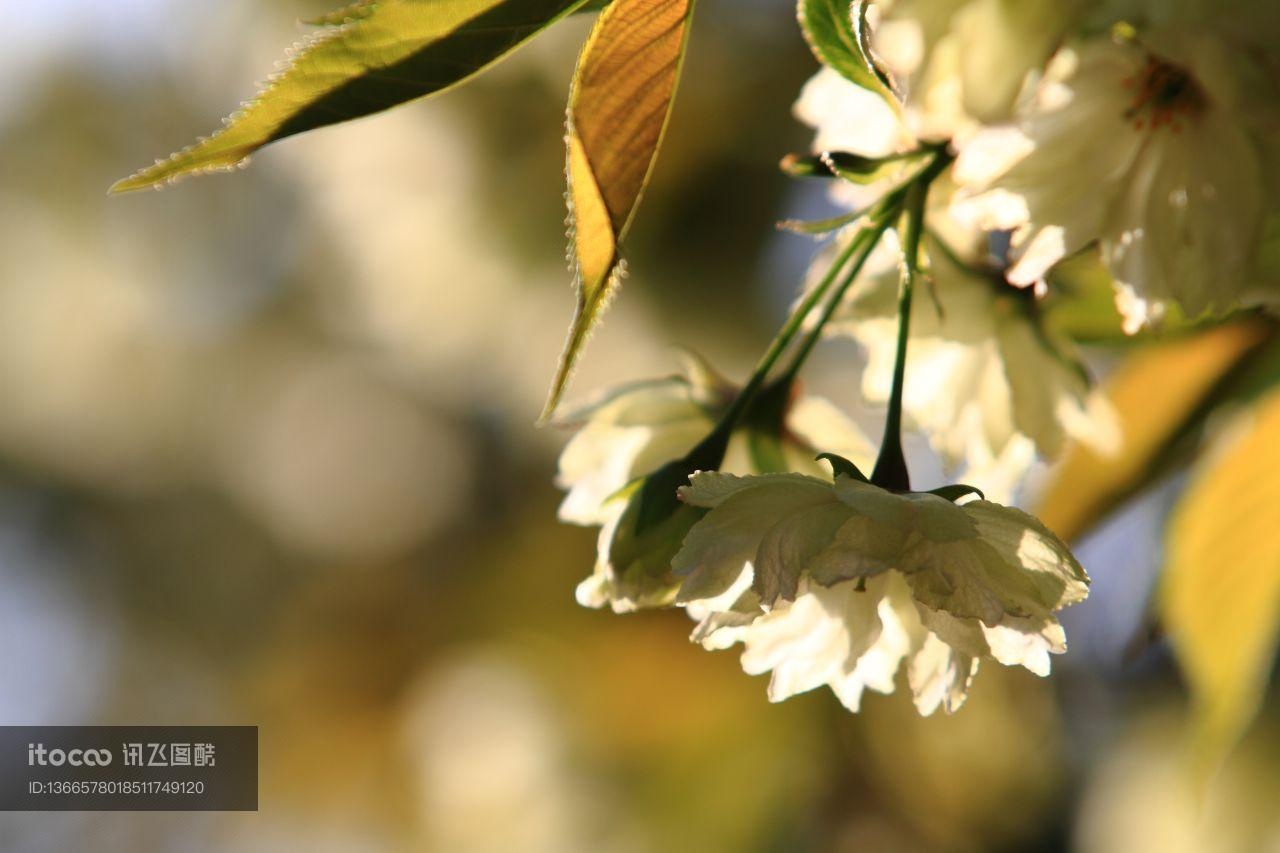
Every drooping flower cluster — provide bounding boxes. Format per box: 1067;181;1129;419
556;0;1276;717
558;354;1092;711
558;349;1089;713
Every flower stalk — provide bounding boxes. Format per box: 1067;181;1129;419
774;215;891;388
679;146;955;491
870;150;953;490
627;209;883;538
716;225;867;430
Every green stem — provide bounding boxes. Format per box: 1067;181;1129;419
775;215;893;387
695;147;954;474
713;227;868;433
870;176;930;491
774;147;952;390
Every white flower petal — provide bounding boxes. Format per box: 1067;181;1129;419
555;377;711;525
785;395;878;473
908;633;977;715
981;617;1065;677
794;68;913;159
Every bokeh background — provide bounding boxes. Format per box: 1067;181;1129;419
3;1;1280;851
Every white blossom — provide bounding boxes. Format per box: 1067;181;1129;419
675;470;1088;714
955;30;1279;331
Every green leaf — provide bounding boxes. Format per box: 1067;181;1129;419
545;0;697;419
1161;389;1280;776
781;150;924;185
797;0;896;108
778;209;866;236
307;0;606;25
111;0;589;193
304;1;376;26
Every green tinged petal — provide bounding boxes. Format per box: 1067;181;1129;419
806;515;905;587
673;476;836;603
963;501;1090;609
678;471;828;509
898;537;1032;626
915;606;992;661
754;502;854;604
899;517;1084;628
832;476;914;527
606;493;703;607
902;493;978;542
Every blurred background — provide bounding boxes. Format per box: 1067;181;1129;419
3;1;1280;851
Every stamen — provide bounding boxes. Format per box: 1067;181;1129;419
1123;55;1205;133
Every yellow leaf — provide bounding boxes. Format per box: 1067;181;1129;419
1035;320;1269;542
545;0;697;420
1162;389;1280;773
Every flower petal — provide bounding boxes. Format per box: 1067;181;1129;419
963;501;1090;609
908;633;977;715
674;473;836;604
678;471;829;509
807;514;907;588
754;502;857;604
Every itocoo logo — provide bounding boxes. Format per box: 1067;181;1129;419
27;743;112;767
